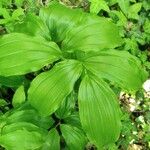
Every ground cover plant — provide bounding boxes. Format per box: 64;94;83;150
0;0;149;150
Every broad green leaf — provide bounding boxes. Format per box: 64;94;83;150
128;3;142;20
12;85;26;107
60;124;87;150
4;107;53;129
39;2;121;51
0;33;61;76
39;2;85;42
14;14;51;40
0;129;44;150
62;16;122;52
1;122;47;135
0;75;24;87
89;0;110;14
78;75;121;148
28;60;83;116
41;128;60;150
83;50;148;91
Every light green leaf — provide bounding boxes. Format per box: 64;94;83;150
128;3;142;20
15;0;24;6
83;50;148;91
117;0;130;16
62;16;122;52
0;8;10;19
110;10;127;26
78;75;121;148
41;128;60;150
0;129;44;150
12;85;26;107
89;0;110;14
28;60;83;116
14;14;51;40
12;8;24;20
0;33;61;76
60;124;87;150
1;122;46;135
39;2;85;42
5;107;53;129
144;19;150;34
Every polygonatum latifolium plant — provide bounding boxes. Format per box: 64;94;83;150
0;2;148;150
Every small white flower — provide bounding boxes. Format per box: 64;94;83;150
129;104;136;112
132;131;137;135
143;79;150;92
129;98;136;103
138;116;145;123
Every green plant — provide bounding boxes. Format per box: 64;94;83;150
0;2;148;149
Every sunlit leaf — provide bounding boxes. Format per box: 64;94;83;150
0;129;44;150
28;60;82;116
4;106;53;129
89;0;110;14
78;75;121;148
14;14;51;40
128;3;142;20
12;85;26;107
62;16;122;52
83;50;148;91
0;33;61;76
39;2;85;42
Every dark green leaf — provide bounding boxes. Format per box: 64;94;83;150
0;75;24;87
0;99;8;107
